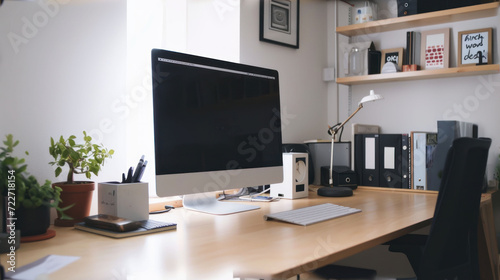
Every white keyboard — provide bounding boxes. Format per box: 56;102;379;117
264;203;361;226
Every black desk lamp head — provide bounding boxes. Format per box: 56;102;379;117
318;90;383;197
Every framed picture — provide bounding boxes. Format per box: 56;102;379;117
420;28;450;70
381;48;404;72
458;28;492;67
259;0;299;49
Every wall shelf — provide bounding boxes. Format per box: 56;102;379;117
335;3;500;85
336;2;499;37
336;64;500;85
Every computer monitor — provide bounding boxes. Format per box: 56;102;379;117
151;49;283;215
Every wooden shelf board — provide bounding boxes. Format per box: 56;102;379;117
336;64;500;85
336;2;499;36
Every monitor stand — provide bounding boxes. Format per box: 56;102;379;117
182;192;260;215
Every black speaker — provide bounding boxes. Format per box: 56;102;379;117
397;0;418;16
368;50;381;75
320;166;358;189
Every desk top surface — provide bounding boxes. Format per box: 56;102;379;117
8;187;438;280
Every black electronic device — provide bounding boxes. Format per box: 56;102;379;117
84;214;142;232
397;0;419;16
151;49;283;215
320;166;358;189
368;50;381;75
317;186;353;197
397;0;483;17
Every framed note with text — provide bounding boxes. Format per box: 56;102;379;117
458;28;492;67
381;48;404;72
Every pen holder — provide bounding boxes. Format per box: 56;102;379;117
98;182;149;221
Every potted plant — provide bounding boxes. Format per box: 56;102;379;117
0;134;69;238
49;131;113;226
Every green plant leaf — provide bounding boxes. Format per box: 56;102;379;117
55;167;62;177
70;150;80;161
18;164;27;174
62;149;70;159
3;157;14;165
57;142;66;152
57;203;75;220
90;165;100;175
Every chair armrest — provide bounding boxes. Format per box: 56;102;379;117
385;234;428;248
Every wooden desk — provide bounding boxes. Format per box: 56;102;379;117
5;187;437;279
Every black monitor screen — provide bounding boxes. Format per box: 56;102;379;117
152;49;283;176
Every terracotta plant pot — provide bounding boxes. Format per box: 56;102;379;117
52;181;95;227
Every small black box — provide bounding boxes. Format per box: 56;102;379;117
368;50;381;75
321;166;358;189
397;0;418;16
398;0;483;17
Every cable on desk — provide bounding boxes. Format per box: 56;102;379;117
218;186;271;201
149;205;175;214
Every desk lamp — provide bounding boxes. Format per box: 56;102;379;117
318;90;383;197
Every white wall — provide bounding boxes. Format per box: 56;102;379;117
343;8;500;181
0;0;330;188
126;0;241;194
0;0;128;213
187;0;240;62
240;0;330;143
127;0;330;195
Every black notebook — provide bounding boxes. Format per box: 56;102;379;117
75;219;176;239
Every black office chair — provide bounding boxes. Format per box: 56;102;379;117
313;137;491;280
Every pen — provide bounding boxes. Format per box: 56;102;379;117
125;167;133;183
136;160;147;182
131;155;145;182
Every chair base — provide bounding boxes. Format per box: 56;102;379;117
314;264;376;279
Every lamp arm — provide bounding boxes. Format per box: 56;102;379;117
329;103;364;185
329;103;364;137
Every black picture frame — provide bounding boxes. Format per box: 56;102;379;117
259;0;300;49
381;48;403;72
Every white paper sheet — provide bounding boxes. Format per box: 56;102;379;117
6;255;80;280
